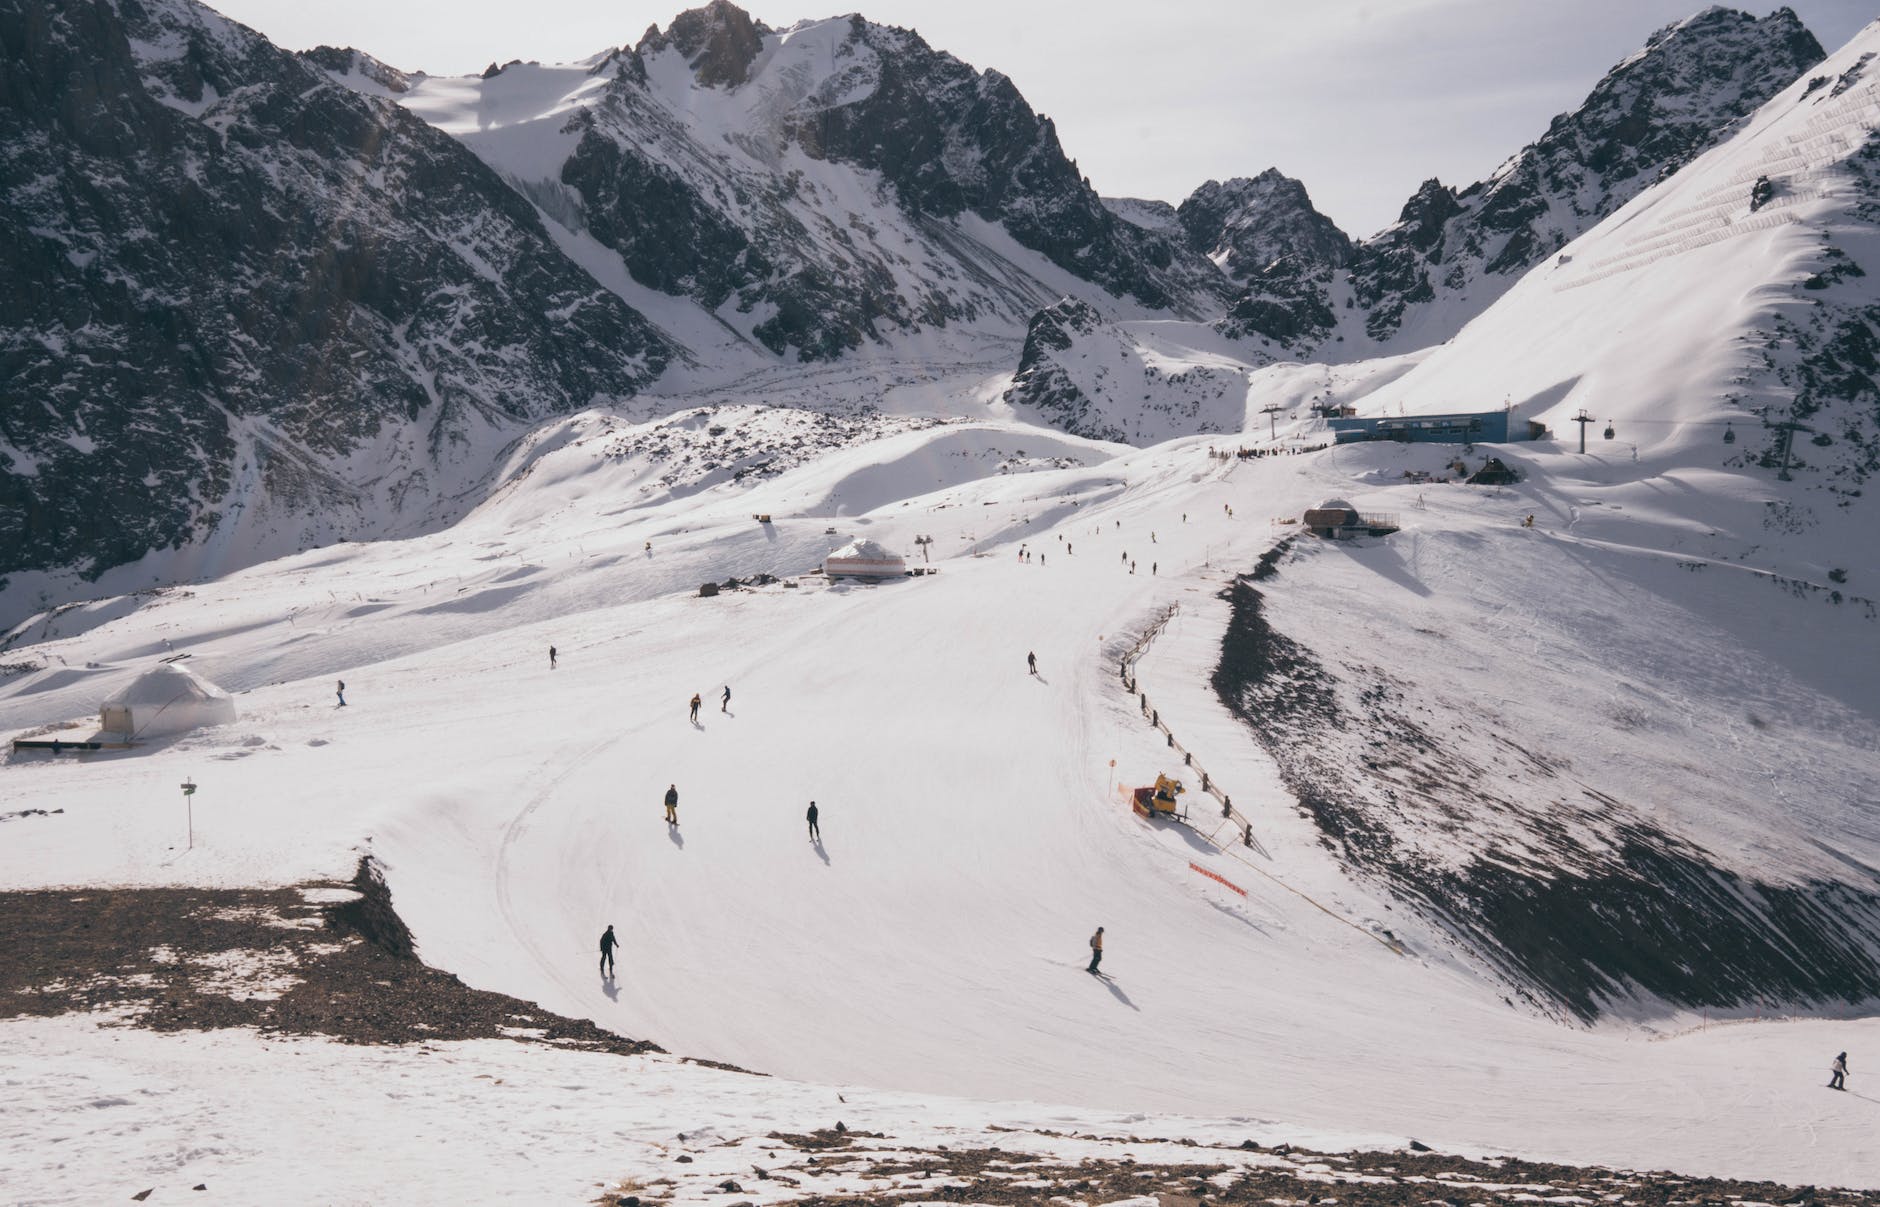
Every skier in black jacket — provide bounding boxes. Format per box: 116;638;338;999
664;784;679;825
807;800;820;839
599;925;618;976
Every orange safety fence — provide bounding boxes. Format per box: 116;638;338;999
1189;862;1247;897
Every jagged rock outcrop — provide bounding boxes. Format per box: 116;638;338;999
1221;6;1826;357
1177;170;1351;280
435;4;1227;362
0;0;669;585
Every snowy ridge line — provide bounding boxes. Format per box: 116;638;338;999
1117;593;1403;955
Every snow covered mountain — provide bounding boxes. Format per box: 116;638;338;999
1221;21;1880;1018
0;0;670;592
1220;6;1827;358
1008;8;1827;444
375;0;1225;364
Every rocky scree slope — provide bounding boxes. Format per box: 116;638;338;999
0;0;668;589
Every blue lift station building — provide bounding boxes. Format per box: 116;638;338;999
1328;410;1547;445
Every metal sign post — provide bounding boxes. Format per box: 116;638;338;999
180;779;196;850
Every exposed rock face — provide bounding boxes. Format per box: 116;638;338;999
0;0;668;584
1217;257;1339;347
1004;300;1112;438
533;5;1226;361
1220;7;1826;357
1003;298;1247;443
642;0;767;87
1177;170;1351;280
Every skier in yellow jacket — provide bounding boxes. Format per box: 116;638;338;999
1086;927;1104;974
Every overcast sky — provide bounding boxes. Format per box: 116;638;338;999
210;0;1872;238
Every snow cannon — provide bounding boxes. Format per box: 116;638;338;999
1131;774;1187;821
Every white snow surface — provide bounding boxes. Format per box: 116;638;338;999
6;14;1880;1203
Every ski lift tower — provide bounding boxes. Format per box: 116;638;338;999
1767;418;1814;481
1261;403;1282;442
1570;409;1597;454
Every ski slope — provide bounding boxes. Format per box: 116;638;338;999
6;14;1880;1202
4;416;1878;1187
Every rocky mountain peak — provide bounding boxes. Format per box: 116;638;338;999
1176;169;1350;279
1216;6;1825;357
638;0;769;87
300;46;414;94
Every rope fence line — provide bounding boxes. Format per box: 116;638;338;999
1116;598;1407;957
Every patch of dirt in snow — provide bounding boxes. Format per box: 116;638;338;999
0;858;661;1056
604;1125;1880;1205
1210;571;1880;1022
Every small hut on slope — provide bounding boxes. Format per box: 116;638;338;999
99;664;237;742
823;538;906;580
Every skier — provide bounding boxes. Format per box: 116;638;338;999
1831;1051;1848;1091
599;924;618;976
807;800;820;840
664;784;679;825
336;680;346;707
1086;927;1105;974
1027;651;1038;675
550;645;558;670
689;693;702;723
1152;562;1157;576
721;685;731;713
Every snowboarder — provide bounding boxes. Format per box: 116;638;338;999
807;800;820;840
599;925;617;976
1086;927;1105;974
721;685;731;713
336;680;346;707
664;784;679;825
1027;651;1037;676
689;693;702;723
550;645;558;669
1831;1051;1848;1090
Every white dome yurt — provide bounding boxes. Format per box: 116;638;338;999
99;664;237;741
823;537;906;580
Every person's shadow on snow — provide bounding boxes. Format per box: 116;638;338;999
600;973;620;1002
690;717;704;731
667;826;685;850
811;835;830;866
1031;672;1051;686
1092;973;1139;1012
